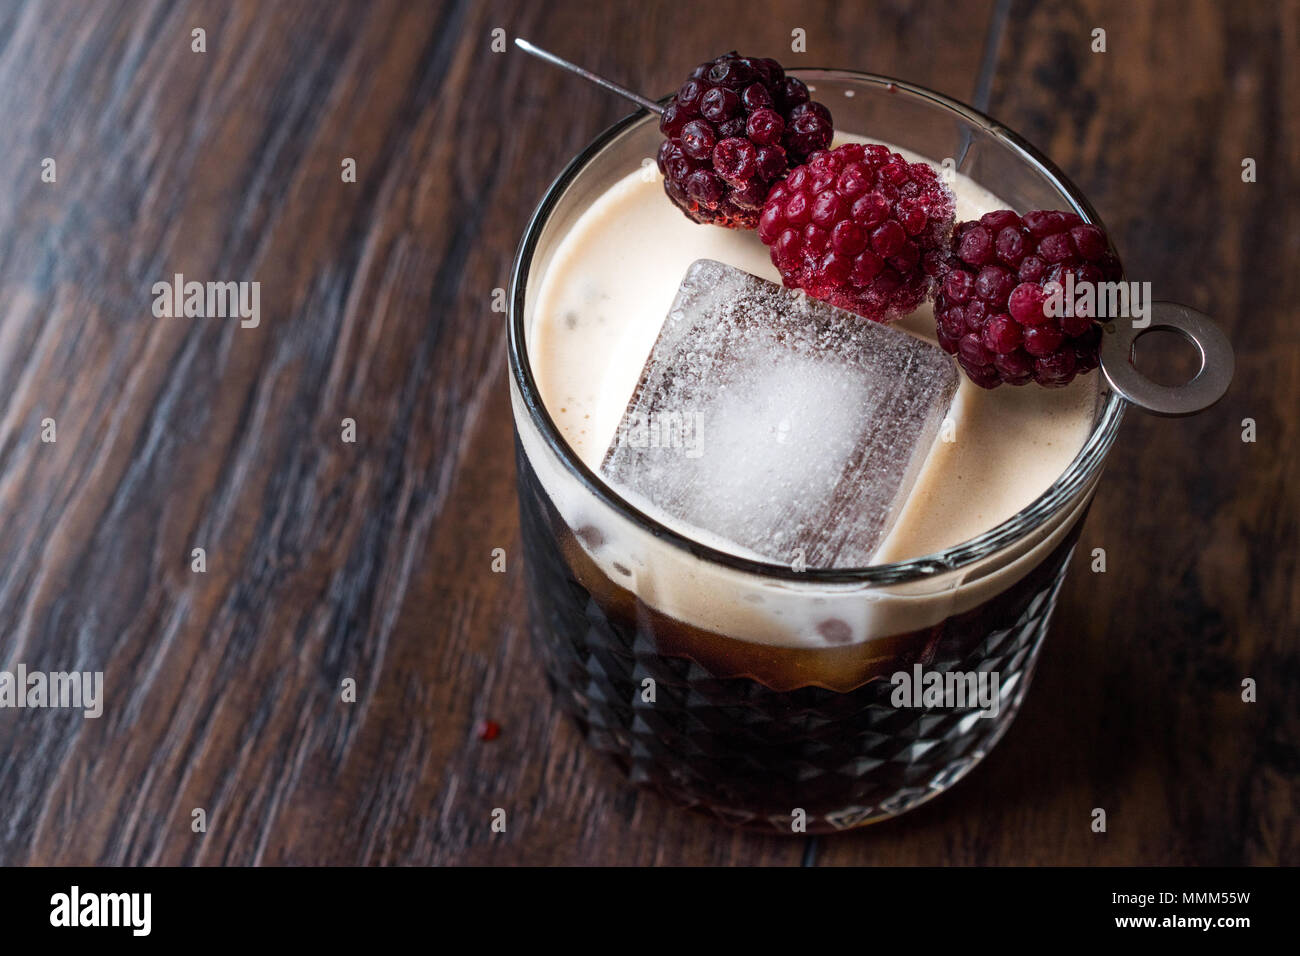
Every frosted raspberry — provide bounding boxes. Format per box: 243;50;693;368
758;143;955;321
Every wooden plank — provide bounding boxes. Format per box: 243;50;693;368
817;0;1300;865
18;0;1292;868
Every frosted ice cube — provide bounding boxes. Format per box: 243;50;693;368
600;259;958;569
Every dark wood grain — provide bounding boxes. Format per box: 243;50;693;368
0;0;1293;866
819;0;1300;866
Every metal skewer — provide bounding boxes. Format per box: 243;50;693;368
515;38;665;115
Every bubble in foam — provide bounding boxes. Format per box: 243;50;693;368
601;259;959;569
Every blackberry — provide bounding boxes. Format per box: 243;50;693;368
657;52;833;229
933;209;1121;388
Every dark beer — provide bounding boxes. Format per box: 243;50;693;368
518;445;1081;832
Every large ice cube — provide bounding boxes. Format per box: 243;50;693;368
600;259;958;569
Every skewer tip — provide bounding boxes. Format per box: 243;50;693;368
511;37;664;115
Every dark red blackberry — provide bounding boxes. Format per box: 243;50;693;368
933;209;1121;388
657;52;833;229
757;143;955;322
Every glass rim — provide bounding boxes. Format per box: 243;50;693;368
508;68;1128;586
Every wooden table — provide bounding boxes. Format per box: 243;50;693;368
0;0;1295;866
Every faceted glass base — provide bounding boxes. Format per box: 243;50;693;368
518;447;1075;834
